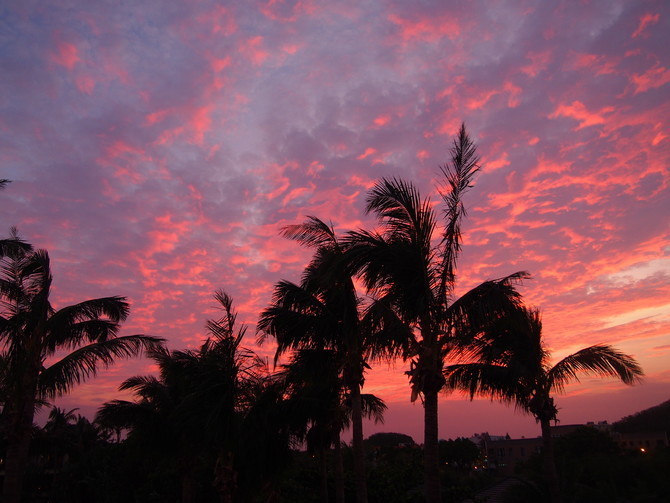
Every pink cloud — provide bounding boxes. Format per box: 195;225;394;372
632;12;660;38
50;37;80;69
521;50;551;77
75;74;96;94
260;0;316;22
241;36;269;66
549;100;614;129
387;12;461;43
190;106;213;145
631;64;670;94
570;52;619;75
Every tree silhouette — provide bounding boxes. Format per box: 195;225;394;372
258;216;393;503
344;124;526;503
0;239;163;503
279;348;386;503
443;306;643;503
98;289;281;503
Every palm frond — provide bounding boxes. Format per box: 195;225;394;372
50;296;130;324
438;124;480;294
95;399;157;431
360;393;387;424
361;298;413;360
365;177;436;255
0;235;33;259
257;280;328;347
281;216;337;249
38;335;165;398
443;362;526;408
447;272;529;352
548;345;644;394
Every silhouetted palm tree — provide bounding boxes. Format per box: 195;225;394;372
344;125;526;503
98;290;269;503
258;217;393;503
0;240;163;503
443;306;643;503
279;348;386;503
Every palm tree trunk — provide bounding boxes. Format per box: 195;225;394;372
540;418;562;503
319;447;329;503
350;382;368;503
181;462;197;503
334;435;345;503
214;451;236;503
423;388;441;503
2;384;38;503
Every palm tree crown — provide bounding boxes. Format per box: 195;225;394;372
343;124;527;503
443;305;643;503
258;215;392;503
0;238;163;503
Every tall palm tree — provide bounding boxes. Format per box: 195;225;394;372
0;241;163;503
443;306;643;503
344;124;526;503
257;217;393;503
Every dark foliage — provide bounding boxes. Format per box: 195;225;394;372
614;399;670;435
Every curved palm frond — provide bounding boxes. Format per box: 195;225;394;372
548;344;644;394
119;375;166;398
443;362;528;409
257;280;331;353
281;216;337;249
360;393;387;424
38;335;165;398
95;399;159;432
360;297;413;360
366;178;436;253
447;272;529;351
45;297;130;351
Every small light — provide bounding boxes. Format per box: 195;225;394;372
640;448;646;453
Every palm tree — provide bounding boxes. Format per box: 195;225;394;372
443;306;643;503
0;241;163;503
257;217;393;503
344;124;527;503
278;348;386;503
97;290;270;503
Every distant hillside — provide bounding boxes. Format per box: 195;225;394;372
613;399;670;434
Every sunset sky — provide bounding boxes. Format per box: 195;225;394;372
2;0;669;441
